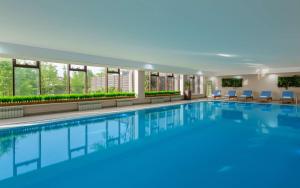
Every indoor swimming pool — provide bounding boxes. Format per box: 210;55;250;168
0;101;300;188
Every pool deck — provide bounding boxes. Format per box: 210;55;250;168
0;98;298;129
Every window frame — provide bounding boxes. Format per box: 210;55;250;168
149;72;159;91
68;64;88;94
12;59;41;96
106;67;120;92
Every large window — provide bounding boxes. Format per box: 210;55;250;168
87;66;106;93
41;62;68;95
107;68;120;92
166;73;174;91
189;76;195;94
69;64;87;94
14;59;40;96
150;72;159;91
120;69;134;92
146;72;178;91
0;58;13;96
1;56;186;97
158;73;166;91
189;75;204;94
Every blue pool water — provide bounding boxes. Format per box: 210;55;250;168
0;101;300;188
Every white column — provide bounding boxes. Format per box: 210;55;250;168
195;76;199;94
134;70;145;98
174;75;179;91
179;74;187;95
200;76;204;94
128;70;134;92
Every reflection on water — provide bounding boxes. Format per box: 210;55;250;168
222;110;244;120
277;115;300;129
0;102;299;182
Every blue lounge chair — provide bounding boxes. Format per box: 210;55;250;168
225;90;237;100
259;91;272;101
239;90;253;101
281;91;295;103
212;90;221;99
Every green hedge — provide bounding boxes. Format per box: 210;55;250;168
222;78;243;87
278;75;300;88
145;91;180;96
0;91;181;104
0;92;135;104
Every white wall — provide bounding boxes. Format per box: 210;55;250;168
209;73;300;101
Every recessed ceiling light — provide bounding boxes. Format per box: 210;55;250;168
197;71;203;75
216;53;237;58
144;64;154;70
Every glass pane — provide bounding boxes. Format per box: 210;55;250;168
150;76;157;91
70;71;85;94
15;68;40;96
0;58;13;96
159;73;166;91
107;73;119;92
144;72;150;91
190;76;195;94
120;69;133;92
41;62;68;94
16;59;37;66
87;66;106;93
70;64;85;70
167;77;174;90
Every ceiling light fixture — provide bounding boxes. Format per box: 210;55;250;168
197;71;203;75
144;64;154;70
216;53;237;58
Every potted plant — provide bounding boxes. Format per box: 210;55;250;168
184;80;192;100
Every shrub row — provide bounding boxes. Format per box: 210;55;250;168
145;91;180;96
0;92;135;104
0;91;181;104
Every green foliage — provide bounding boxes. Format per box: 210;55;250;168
41;63;68;94
0;92;135;104
184;80;191;90
0;58;13;96
15;67;40;96
145;90;180;96
222;78;243;87
70;71;85;94
278;76;300;89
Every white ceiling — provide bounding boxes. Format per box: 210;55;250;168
1;0;300;75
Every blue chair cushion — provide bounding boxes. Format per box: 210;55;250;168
260;91;272;98
282;91;294;99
